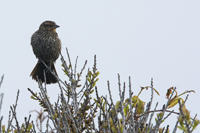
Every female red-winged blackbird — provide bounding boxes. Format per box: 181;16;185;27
30;21;61;84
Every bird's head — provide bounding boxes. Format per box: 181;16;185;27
39;21;59;32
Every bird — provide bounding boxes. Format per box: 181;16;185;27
30;20;61;84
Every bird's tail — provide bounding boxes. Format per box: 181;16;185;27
30;61;58;84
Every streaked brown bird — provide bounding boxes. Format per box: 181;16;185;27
30;20;61;84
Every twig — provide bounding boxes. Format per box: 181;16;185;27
178;95;191;133
146;102;158;133
118;74;125;133
66;48;73;77
74;56;78;81
0;75;4;88
24;115;31;132
128;77;135;133
7;90;20;132
107;80;119;131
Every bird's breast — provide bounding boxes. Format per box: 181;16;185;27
31;31;61;63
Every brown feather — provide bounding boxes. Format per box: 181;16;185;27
30;62;58;84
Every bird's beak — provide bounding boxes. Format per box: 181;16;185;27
54;25;60;29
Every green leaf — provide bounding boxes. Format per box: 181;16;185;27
120;125;124;132
77;84;81;87
111;126;117;133
31;95;37;100
178;117;184;127
84;91;88;96
192;119;200;130
69;64;71;69
115;101;121;110
28;123;33;131
124;105;129;117
96;71;100;76
90;89;94;94
92;82;96;88
87;78;91;83
167;97;182;108
2;125;5;133
96;102;101;108
131;95;139;106
94;78;99;83
103;101;106;111
101;98;104;104
88;71;92;77
137;99;145;115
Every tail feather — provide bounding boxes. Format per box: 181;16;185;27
30;62;58;84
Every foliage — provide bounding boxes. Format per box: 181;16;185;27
0;49;199;132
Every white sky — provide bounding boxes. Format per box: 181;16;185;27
0;1;200;132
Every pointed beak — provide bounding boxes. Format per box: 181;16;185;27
54;24;60;29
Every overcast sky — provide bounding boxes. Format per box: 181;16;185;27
0;1;200;132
